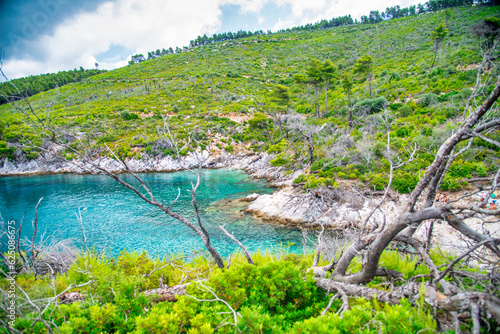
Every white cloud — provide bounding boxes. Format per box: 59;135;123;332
276;0;327;18
3;0;226;79
2;0;425;80
269;0;423;32
221;0;269;14
272;0;423;29
272;17;295;31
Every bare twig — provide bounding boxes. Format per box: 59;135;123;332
217;225;254;265
186;282;242;333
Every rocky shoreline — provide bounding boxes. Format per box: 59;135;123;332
0;151;371;228
2;152;498;255
0;152;369;227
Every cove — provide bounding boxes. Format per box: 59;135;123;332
0;169;303;258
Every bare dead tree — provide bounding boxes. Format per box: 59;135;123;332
0;202;78;278
0;66;231;270
310;73;500;330
286;113;332;165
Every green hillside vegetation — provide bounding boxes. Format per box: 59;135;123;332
1;5;499;197
2;3;500;333
3;249;457;333
0;68;106;105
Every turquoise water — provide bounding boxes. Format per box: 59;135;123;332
0;169;302;258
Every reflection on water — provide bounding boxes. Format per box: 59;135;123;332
0;169;303;258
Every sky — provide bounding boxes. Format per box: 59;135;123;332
0;0;422;80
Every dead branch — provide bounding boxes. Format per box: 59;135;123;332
75;208;88;253
217;225;254;265
435;239;500;283
312;223;326;267
321;293;339;316
30;198;43;275
142;256;186;278
143;284;188;302
186;282;242;333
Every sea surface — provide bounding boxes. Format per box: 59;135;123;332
0;169;303;258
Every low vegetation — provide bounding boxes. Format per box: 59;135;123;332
3;248;480;333
1;2;500;333
1;4;499;195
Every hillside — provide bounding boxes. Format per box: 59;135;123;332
2;4;500;333
0;5;499;193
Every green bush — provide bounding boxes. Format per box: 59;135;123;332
310;158;331;172
392;171;419;194
449;160;475;179
420;126;433;136
305;176;327;189
226;71;240;78
395;126;411;138
26;150;40;160
293;174;307;184
120;110;139;120
440;175;468;192
270;153;290;167
355;97;388;114
291;298;435;333
369;173;389;191
418;93;438;107
0;140;15;159
398;104;413;117
475;163;488;177
267;139;288;154
207;260;325;321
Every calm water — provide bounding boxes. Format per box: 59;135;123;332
0;169;302;258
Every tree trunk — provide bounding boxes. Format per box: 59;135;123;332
368;75;373;98
314;83;319;117
324;82;328;117
308;138;315;164
348;93;353;128
431;42;439;69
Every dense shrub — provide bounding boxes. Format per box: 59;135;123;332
395;126;411;138
355;97;388;114
120;110;139;120
398;104;413;117
369;173;389;191
0;140;15;159
17;248;498;333
267;139;288;154
291;298;435;333
392;171;419;194
418;93;438;107
293;174;307;184
440;175;469;192
270;153;290;167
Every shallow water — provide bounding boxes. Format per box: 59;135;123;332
0;169;303;258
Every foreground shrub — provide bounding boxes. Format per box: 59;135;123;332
6;250;442;333
291;298;436;333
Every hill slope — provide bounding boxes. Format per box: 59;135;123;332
0;5;499;193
